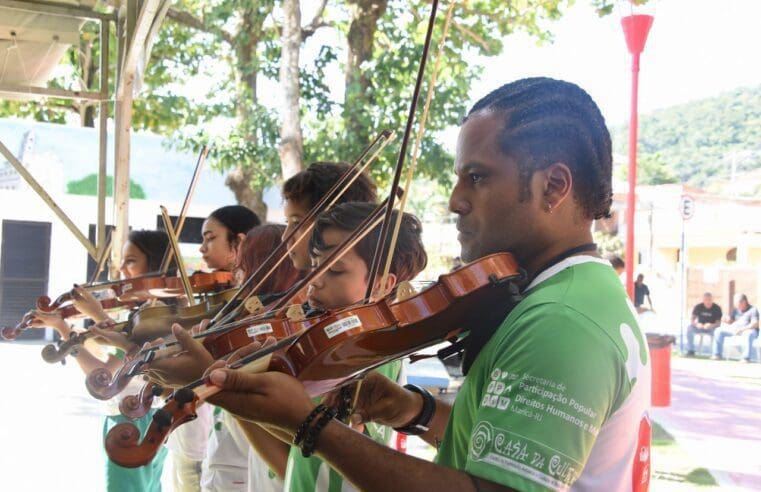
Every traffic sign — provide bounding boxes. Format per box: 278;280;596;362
679;194;695;220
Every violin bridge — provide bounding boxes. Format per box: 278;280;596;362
244;297;264;314
286;304;306;321
395;281;417;302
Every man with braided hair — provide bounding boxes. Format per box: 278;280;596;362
207;78;652;492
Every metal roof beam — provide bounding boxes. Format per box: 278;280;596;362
0;0;115;21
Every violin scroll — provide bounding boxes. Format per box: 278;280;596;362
1;325;22;340
106;397;199;468
119;382;164;420
86;367;120;399
36;295;56;312
40;332;88;364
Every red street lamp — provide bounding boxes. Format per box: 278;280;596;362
621;4;654;301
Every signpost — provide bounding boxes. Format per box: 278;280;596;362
678;194;695;352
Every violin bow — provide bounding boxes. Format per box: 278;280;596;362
141;194;399;358
209;130;396;327
365;0;440;301
88;233;114;285
160;205;197;306
158;145;209;275
377;2;456;298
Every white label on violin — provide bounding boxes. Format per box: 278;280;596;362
122;282;133;292
324;315;362;339
246;323;273;338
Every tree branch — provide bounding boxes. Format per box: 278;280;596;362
451;21;491;52
166;7;234;45
301;0;331;41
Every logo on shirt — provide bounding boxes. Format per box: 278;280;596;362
471;421;494;460
469;420;581;489
481;368;512;410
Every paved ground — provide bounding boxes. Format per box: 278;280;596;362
650;355;761;491
0;342;111;491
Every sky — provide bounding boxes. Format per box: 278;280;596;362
471;0;761;127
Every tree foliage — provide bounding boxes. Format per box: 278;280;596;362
612;85;761;190
0;0;626;213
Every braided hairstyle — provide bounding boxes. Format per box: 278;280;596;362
466;77;613;220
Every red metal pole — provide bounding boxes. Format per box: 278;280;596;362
621;13;653;301
625;51;640;301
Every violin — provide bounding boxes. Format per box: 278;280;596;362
36;271;235;313
85;290;309;401
116;296;314;420
105;252;524;467
1;298;138;341
41;289;236;367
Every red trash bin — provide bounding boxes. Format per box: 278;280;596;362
646;334;676;407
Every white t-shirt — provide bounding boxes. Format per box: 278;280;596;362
201;408;250;491
167;402;213;461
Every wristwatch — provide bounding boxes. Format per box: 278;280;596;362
393;384;436;435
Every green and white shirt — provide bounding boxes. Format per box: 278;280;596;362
283;360;402;492
436;257;651;492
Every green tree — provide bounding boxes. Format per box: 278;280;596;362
616;153;678;185
611;85;761;188
67;174;147;199
1;0;624;216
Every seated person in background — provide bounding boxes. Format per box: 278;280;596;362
686;292;722;356
634;273;654;313
712;293;760;362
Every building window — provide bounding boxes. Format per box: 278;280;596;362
155;215;204;244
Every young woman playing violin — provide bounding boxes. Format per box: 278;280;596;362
203;78;652;492
163;206;261;492
200;205;261;272
29;229;169;492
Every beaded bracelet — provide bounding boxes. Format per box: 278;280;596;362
300;406;337;457
293;404;327;446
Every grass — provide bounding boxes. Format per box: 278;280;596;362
651;420;719;489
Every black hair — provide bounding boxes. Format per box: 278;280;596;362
608;255;625;270
466;77;613;220
127;229;170;273
309;202;427;283
208;205;261;245
283;162;377;209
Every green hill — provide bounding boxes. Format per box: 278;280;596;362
611;85;761;192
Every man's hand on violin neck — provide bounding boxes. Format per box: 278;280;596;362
345;371;422;429
207;369;315;435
